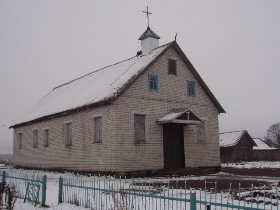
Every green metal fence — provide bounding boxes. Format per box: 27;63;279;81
1;169;279;209
58;174;280;210
0;169;47;206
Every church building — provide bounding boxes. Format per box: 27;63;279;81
10;10;225;176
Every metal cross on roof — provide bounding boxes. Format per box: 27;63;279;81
142;6;152;27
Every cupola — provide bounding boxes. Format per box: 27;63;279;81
139;7;160;55
138;27;160;55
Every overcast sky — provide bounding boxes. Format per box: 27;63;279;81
1;1;280;154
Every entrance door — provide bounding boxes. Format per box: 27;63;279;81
163;124;185;169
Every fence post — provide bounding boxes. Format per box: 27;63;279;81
206;203;211;210
190;190;197;210
58;177;63;204
2;171;6;185
41;175;47;206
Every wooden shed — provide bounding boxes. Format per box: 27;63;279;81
253;138;280;161
219;130;257;163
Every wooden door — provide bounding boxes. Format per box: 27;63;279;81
163;124;185;169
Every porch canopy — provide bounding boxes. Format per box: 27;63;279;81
157;108;203;125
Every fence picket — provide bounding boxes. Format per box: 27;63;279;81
0;169;46;206
3;169;278;210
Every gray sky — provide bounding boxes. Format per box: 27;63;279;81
1;1;280;154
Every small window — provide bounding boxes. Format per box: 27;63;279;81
18;133;22;149
94;117;102;143
197;123;205;142
168;59;177;75
44;129;49;147
65;122;72;146
134;114;146;143
33;130;38;148
187;80;196;97
148;74;158;92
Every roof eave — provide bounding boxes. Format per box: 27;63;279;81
10;99;114;129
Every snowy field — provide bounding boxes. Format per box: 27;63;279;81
222;161;280;169
0;162;279;210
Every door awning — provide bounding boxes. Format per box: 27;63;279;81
157;108;203;125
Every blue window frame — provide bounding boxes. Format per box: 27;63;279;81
187;80;196;97
148;74;158;92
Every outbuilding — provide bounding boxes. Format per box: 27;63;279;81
220;130;256;162
253;138;280;161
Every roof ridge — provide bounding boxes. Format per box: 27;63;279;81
219;130;246;134
53;56;136;91
53;42;172;91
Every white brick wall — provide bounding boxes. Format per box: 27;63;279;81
13;46;221;173
14;105;118;171
114;47;221;171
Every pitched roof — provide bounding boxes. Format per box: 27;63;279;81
219;130;256;147
11;41;225;128
138;27;160;40
253;138;278;150
157;108;203;125
11;43;170;128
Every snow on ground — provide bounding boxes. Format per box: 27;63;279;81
13;174;84;210
222;161;280;169
0;165;278;210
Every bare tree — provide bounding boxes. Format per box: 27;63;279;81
264;122;280;148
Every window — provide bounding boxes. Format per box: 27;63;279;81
168;59;177;75
197;123;205;142
18;133;22;149
134;114;146;143
187;80;196;97
148;74;158;92
94;117;102;143
65;122;72;146
44;129;49;147
33;130;38;148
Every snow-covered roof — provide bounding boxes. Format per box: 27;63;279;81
157;108;203;125
158;111;180;122
219;130;247;147
11;41;226;128
12;43;171;127
253;138;278;150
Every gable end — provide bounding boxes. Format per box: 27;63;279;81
172;42;225;114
